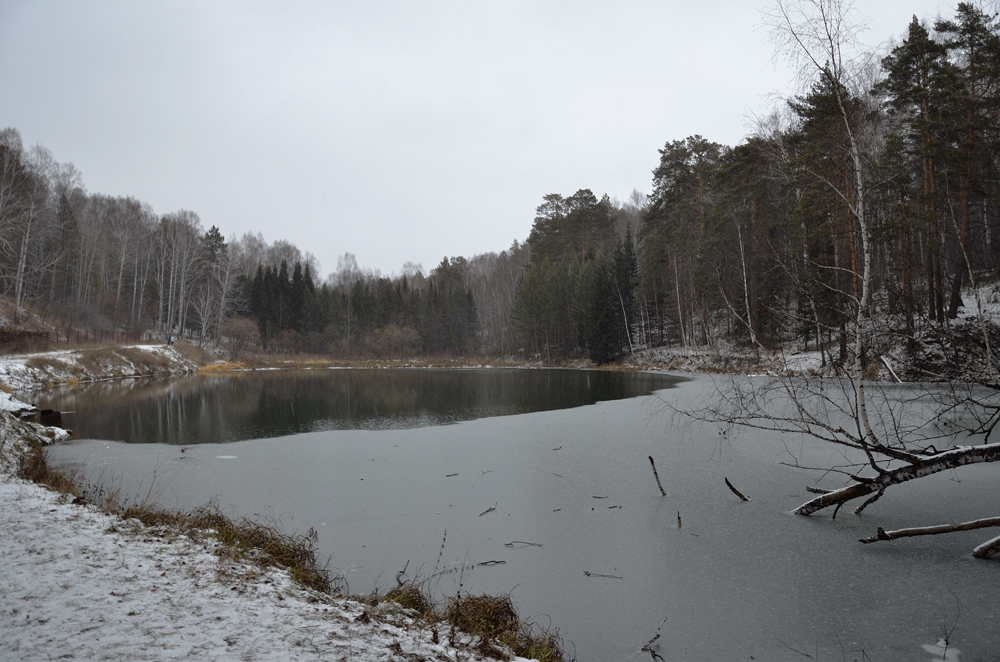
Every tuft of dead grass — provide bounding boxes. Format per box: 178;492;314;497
384;581;435;615
118;501;340;594
15;439;82;499
373;579;568;661
445;593;566;661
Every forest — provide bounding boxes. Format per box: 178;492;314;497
1;3;998;366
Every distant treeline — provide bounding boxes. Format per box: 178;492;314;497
2;5;999;362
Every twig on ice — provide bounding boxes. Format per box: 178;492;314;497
639;615;668;661
724;477;750;502
479;503;497;517
648;456;666;496
776;636;815;658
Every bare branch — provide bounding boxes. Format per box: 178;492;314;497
860;517;1000;559
724;477;751;502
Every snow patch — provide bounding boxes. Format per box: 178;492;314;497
0;392;542;662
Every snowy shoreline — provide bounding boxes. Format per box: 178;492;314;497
0;473;499;661
0;344;198;395
0;389;541;662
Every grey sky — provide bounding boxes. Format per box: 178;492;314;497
0;1;950;279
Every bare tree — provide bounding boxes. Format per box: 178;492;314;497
329;252;363;357
467;241;530;356
219;315;260;362
155;211;203;336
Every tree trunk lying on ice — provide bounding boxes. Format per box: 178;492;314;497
795;442;1000;516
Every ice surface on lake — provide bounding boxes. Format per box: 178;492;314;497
45;372;1000;662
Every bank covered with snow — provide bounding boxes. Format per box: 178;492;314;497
0;344;196;394
0;398;540;662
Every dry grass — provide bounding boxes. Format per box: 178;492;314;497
384;581;435;615
170;341;216;366
445;593;566;661
199;362;247;374
15;439;82;499
373;578;567;662
118;502;340;594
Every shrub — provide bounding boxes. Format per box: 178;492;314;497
0;327;51;355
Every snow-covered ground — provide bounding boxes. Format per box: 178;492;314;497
0;473;515;662
625;343;827;377
0;404;537;662
0;344;196;394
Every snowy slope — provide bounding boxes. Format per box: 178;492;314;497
0;404;540;662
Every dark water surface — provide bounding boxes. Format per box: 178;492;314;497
33;368;677;444
41;370;1000;662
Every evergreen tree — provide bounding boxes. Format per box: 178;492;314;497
935;4;1000;316
879;16;957;325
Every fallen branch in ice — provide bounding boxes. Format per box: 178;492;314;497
395;560;410;585
648;456;666;496
859;516;1000;558
639;615;668;661
805;486;831;494
724;477;750;502
853;488;885;515
583;570;622;579
973;534;1000;559
504;541;543;548
478;503;497;517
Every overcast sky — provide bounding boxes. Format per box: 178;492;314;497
0;1;954;279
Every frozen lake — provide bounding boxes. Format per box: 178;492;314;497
42;370;1000;661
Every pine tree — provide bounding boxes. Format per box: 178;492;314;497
935;4;1000;317
879;15;957;324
